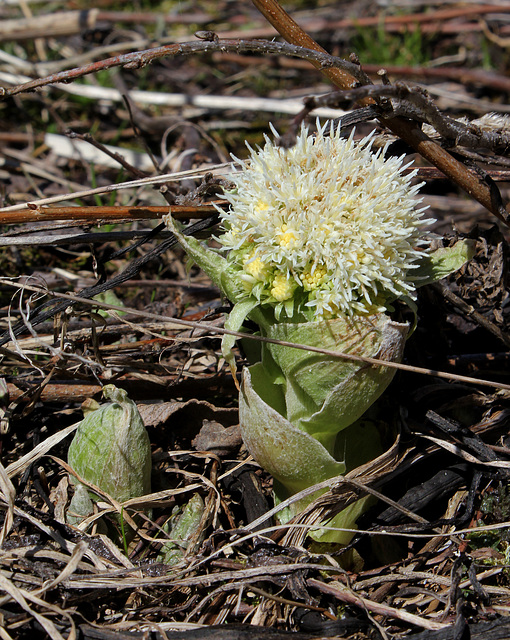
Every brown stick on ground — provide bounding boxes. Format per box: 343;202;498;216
0;204;223;226
251;0;510;227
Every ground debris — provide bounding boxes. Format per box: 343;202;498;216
1;1;510;638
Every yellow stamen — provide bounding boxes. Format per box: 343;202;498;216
300;263;327;291
255;201;269;212
276;224;297;248
271;273;294;301
244;253;270;281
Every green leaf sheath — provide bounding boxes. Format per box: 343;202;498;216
262;315;408;452
240;364;345;496
162;213;246;303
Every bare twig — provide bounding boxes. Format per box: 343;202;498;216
65;131;150;180
433;281;510;349
215;51;510;95
0;204;223;226
0;39;367;98
308;578;449;631
0;164;231;213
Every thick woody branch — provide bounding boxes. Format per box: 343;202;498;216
251;0;510;227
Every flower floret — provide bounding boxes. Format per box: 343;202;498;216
270;272;296;302
243;251;271;282
276;224;298;249
300;263;327;291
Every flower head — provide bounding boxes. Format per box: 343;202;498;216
218;121;431;319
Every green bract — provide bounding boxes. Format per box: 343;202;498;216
158;493;205;566
67;385;152;528
163;121;473;544
259;315;408;452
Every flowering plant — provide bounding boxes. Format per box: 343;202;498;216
164;121;472;544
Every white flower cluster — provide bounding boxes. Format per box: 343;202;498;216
219;121;431;319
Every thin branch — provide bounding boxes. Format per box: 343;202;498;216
65;131;150;180
308;578;448;631
0;39;368;98
0;163;231;213
212;51;510;95
0;204;223;226
0;229;177;247
433;281;510;350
